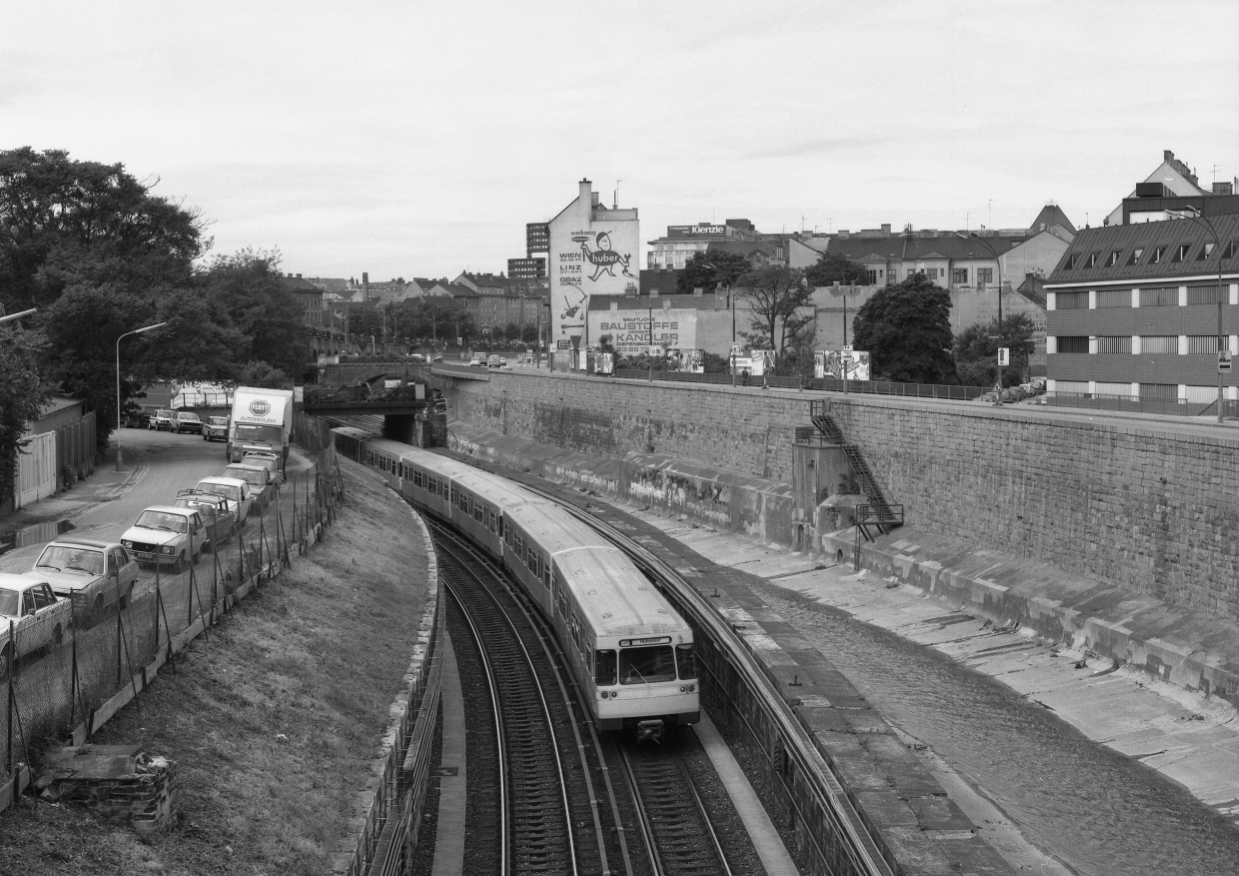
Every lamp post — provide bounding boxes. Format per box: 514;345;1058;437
115;322;166;471
0;308;37;324
705;262;738;385
958;232;1005;404
1182;207;1227;424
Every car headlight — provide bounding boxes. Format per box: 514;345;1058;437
160;545;175;555
122;540;133;548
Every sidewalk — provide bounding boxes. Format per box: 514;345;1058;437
0;446;145;540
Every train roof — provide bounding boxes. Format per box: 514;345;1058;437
559;545;687;638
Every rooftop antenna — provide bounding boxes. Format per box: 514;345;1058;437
801;215;806;233
987;199;994;229
614;180;621;209
965;212;970;232
1214;164;1224;184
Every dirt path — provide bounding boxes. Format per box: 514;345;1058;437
0;459;429;876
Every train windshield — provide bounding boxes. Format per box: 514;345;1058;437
619;645;677;685
675;643;697;680
595;650;617;685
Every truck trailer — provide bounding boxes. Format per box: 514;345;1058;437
227;386;294;468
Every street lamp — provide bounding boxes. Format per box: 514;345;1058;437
115;322;166;471
0;308;37;324
1181;207;1227;424
958;232;1005;405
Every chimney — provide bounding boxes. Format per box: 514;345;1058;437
1214;181;1234;195
881;223;891;235
1164;150;1174;162
580;178;592;208
362;272;370;302
296;273;302;279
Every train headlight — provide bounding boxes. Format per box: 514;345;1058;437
680;684;696;693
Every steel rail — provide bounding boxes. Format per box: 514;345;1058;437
617;746;666;876
429;522;581;876
443;577;509;876
531;489;894;876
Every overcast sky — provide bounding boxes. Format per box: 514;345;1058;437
6;1;1237;282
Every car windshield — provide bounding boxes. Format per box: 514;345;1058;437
157;410;173;417
203;483;241;501
36;545;104;574
225;468;263;485
0;589;21;616
209;417;229;426
135;510;188;532
179;413;201;422
618;645;678;685
235;423;283;444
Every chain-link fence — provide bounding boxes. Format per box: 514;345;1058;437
0;445;345;799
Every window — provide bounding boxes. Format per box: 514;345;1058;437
1139;383;1178;401
1056;336;1089;353
1150;245;1166;264
1188;336;1223;354
1140;336;1178;354
866;269;879;285
1224;240;1238;259
1187;285;1224;305
595;650;617;685
1096;336;1132;354
676;643;698;680
619;645;677;685
977;268;994;286
1096;289;1130;308
1173;243;1192;263
1106;250;1122;267
953;268;968;284
1086;251;1100;267
528;550;538;574
1200;242;1216;260
1055;291;1089;310
1140;287;1177;307
1063;253;1079;270
924;267;940;280
1127;247;1144;265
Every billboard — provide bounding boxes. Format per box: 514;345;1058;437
815;349;871;380
591;309;698;355
733;350;774;377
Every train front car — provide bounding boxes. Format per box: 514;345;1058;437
560;545;700;741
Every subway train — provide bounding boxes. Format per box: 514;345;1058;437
332;427;700;740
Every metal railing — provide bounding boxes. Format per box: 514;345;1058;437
609;368;990;399
1041;391;1239;418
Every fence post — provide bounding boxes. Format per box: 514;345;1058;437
6;619;13;774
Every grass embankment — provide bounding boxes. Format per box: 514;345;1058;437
0;459;429;876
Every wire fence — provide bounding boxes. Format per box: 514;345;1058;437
0;445;345;806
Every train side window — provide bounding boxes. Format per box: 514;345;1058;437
675;643;697;680
570;615;581;648
543;565;551;590
527;550;537;574
489;510;497;533
595;650;617;685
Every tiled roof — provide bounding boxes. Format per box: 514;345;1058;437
1029;204;1076;235
826;233;1024;261
1046;215;1239;286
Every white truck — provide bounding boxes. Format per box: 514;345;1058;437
227;386;294;469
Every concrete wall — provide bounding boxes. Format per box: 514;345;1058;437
438;369;1239;624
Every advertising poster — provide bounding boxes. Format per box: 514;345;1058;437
815;349;871;380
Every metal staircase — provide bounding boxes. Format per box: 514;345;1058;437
809;400;902;540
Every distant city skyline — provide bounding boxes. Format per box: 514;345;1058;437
5;1;1237;281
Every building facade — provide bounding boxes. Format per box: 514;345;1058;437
1043;214;1239;403
546;179;640;362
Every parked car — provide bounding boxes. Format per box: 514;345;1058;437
30;538;140;619
173;490;238;552
202;416;230;442
196;476;253;523
242;450;284;485
175;411;204;434
121;505;209;572
149;409;175;431
223;463;275;511
123;410;151;429
0;573;73;667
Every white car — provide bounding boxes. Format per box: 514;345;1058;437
0;573;72;665
121;505;209;573
241;450;284;486
31;538;141;617
196;476;254;523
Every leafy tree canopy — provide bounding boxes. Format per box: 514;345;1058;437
805;253;869;288
736;265;814;357
954;313;1037;388
0;321;55;501
851;274;957;383
676;251;750;294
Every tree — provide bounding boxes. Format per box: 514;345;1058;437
0;321;55;501
736;265;814;358
237;361;291;389
198;249;308;375
676;251;750;295
0;147;203;313
954;313;1037;388
805;253;869;288
851;274;957;383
